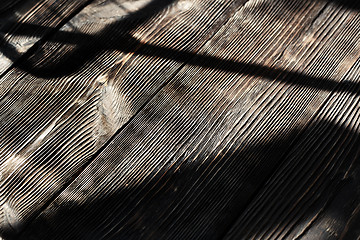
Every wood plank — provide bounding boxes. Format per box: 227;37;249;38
0;0;245;238
0;0;92;84
224;2;360;239
225;62;360;240
18;0;360;239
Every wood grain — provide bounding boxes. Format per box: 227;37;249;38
0;0;93;81
0;0;246;238
225;63;360;240
15;0;360;239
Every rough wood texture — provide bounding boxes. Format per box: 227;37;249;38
225;66;360;239
0;0;92;76
0;0;245;238
1;0;360;239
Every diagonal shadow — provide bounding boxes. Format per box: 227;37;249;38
0;1;359;239
10;119;360;240
0;0;178;78
0;0;359;96
331;0;360;9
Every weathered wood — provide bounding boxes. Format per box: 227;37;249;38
0;0;92;82
0;0;245;238
225;68;360;240
15;0;360;239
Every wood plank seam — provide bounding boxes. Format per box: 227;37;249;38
4;0;360;238
2;0;245;236
11;1;252;238
224;38;360;239
0;0;96;102
221;2;360;237
222;53;360;240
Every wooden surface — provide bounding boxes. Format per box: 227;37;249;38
0;0;360;239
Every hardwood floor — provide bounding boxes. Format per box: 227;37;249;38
0;0;359;239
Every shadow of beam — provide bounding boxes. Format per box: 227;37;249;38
0;0;359;96
3;21;359;96
329;0;360;9
0;0;177;77
0;0;359;239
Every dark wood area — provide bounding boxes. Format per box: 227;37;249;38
0;0;360;239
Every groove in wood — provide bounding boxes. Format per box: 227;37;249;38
14;0;360;239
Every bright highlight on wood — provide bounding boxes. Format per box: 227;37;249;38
0;0;359;239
